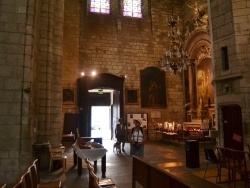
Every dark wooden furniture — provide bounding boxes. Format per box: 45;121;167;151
86;158;116;188
13;159;62;188
203;148;219;179
215;147;233;184
132;156;192;188
32;159;62;187
48;144;67;173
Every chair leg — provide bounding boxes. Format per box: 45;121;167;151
215;164;220;183
204;163;209;178
49;159;53;173
64;157;67;170
216;166;221;183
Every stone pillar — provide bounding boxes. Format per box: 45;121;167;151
37;0;63;146
187;60;197;120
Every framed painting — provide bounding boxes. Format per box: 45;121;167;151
140;67;167;108
126;89;138;104
63;88;75;104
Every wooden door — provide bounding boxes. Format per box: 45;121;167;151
222;105;243;150
111;90;120;140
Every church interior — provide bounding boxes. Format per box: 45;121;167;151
1;0;250;187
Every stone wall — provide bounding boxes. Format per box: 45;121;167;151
210;0;250;145
62;0;186;140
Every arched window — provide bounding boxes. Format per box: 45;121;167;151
90;0;110;14
123;0;142;18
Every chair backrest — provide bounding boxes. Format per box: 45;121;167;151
85;157;90;164
230;149;248;174
87;162;94;172
216;147;233;168
33;159;41;184
30;162;39;187
86;159;97;188
89;169;101;188
21;170;33;188
13;181;22;188
204;148;219;163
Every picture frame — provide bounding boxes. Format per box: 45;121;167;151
63;88;75;104
140;67;167;108
126;89;139;104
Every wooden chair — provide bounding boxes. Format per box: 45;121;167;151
216;147;233;184
48;143;67;173
89;169;102;188
13;181;22;188
85;158;117;188
231;149;250;188
203;148;219;179
33;159;62;188
20;170;33;188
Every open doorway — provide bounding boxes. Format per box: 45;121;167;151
91;106;111;139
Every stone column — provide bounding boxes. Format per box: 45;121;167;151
37;0;64;145
187;59;197;120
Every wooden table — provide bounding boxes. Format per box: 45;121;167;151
73;137;107;177
162;132;177;144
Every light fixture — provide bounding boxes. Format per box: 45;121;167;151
158;1;188;74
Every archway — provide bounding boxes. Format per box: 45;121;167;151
183;29;214;126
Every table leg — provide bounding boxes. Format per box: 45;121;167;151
77;156;82;176
101;155;106;178
73;150;77;166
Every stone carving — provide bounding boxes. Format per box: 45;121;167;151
196;45;211;61
187;2;208;30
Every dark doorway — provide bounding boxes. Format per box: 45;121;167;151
222;105;243;150
77;73;124;138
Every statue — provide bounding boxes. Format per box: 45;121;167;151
187;1;208;29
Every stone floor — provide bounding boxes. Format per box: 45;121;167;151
40;139;246;188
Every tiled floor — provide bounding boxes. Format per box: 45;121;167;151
40;139;245;188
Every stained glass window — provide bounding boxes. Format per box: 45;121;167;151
90;0;110;14
123;0;142;18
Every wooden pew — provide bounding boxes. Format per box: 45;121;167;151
13;159;62;188
32;159;62;187
132;156;192;188
0;184;6;188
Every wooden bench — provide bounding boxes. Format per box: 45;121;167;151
132;156;192;188
13;159;62;188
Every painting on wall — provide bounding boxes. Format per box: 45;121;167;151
197;59;214;107
140;67;166;108
126;89;139;104
63;88;75;104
